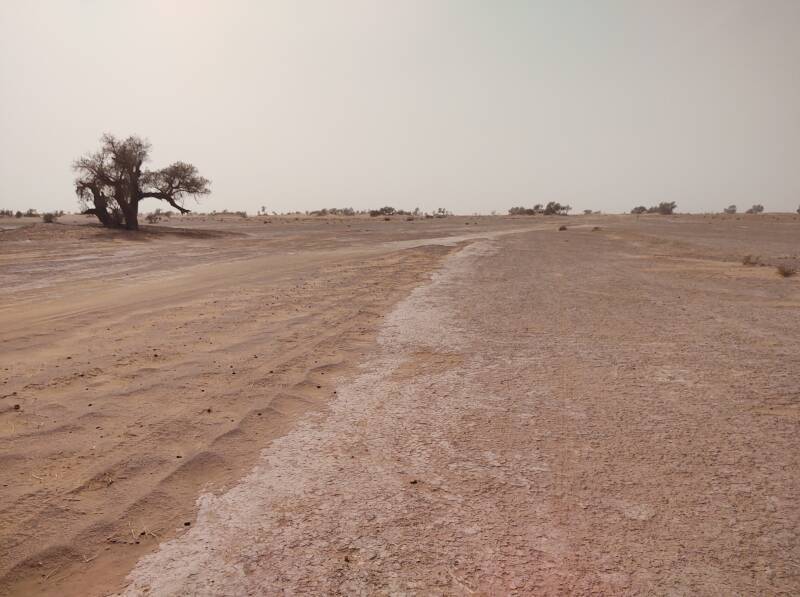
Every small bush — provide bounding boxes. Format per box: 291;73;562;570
145;213;160;224
42;213;58;223
742;255;760;266
558;225;567;231
592;226;601;231
776;264;796;278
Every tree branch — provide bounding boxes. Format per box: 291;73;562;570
139;192;191;213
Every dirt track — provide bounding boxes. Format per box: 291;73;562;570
2;214;799;595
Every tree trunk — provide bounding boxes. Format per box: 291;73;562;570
122;200;139;230
88;195;114;227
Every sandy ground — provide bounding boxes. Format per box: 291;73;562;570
1;213;799;595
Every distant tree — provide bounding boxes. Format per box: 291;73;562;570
14;211;23;218
723;205;737;214
797;205;800;214
745;204;764;214
73;134;210;230
583;209;592;215
508;206;545;216
630;206;647;214
369;206;397;217
543;201;570;215
653;201;677;215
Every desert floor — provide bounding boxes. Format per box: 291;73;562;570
1;213;798;595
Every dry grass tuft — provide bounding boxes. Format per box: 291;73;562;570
776;264;796;278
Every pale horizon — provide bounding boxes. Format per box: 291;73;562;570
2;1;799;215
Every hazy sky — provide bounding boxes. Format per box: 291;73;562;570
1;1;799;215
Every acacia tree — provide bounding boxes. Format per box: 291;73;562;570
74;134;210;230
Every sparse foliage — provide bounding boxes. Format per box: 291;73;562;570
73;134;210;230
776;264;796;277
723;205;737;214
42;213;58;223
745;204;764;214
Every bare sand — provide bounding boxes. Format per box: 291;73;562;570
1;213;799;595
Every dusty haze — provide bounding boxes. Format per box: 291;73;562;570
1;0;799;214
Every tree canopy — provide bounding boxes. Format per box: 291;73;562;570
74;134;210;230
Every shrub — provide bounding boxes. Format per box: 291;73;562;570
145;213;161;223
776;264;796;278
742;255;760;266
0;209;12;217
630;206;647;214
746;204;764;214
723;205;737;214
558;224;567;231
42;212;58;223
24;208;38;217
